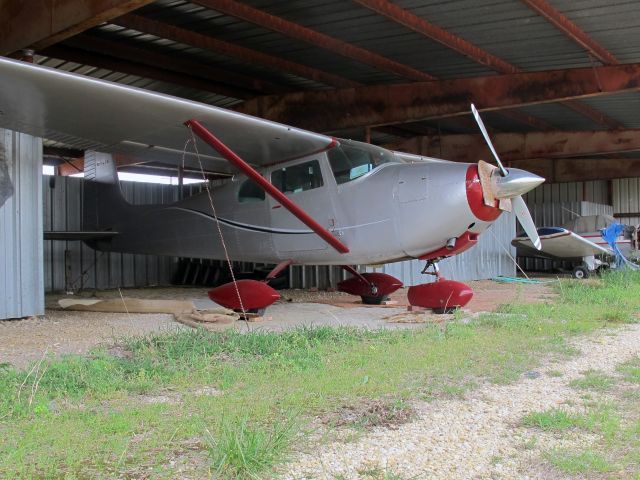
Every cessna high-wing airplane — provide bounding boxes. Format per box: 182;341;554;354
0;58;544;313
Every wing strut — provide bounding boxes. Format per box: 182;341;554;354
185;119;349;254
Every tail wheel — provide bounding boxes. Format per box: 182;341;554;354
572;265;589;279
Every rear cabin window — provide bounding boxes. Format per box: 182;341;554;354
328;141;397;184
238;179;265;203
271;160;323;194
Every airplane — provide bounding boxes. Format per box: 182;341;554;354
512;214;639;279
0;57;544;314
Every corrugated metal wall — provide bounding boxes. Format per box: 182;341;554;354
290;212;517;288
43;177;204;292
613;179;640;226
523;180;609;205
0;129;44;319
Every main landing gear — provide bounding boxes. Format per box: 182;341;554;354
337;262;474;313
207;260;292;315
337;265;404;305
407;261;474;314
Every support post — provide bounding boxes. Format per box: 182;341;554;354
185;119;349;254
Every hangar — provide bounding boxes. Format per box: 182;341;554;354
2;0;640;319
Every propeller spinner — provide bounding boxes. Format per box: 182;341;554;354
471;104;544;250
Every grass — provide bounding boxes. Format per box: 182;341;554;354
2;271;640;478
546;449;615;474
569;370;616;391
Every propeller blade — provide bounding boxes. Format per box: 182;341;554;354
512;195;541;250
471;104;508;177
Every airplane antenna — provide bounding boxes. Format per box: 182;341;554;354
183;129;248;321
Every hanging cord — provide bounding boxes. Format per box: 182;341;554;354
183;126;247;319
488;226;530;280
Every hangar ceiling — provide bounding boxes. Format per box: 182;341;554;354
1;0;640;182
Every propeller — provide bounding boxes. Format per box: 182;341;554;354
470;104;542;250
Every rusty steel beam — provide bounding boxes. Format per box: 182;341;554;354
65;34;286;95
42;44;254;100
497;110;554;130
386;129;640;163
191;0;435;81
115;14;359;88
521;0;620;65
1;0;154;55
353;0;519;74
236;63;640;132
356;0;620;129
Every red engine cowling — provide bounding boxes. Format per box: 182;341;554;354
337;272;403;297
208;279;280;310
407;278;473;311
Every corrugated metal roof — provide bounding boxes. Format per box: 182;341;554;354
23;0;640;151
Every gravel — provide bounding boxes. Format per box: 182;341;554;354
281;323;640;479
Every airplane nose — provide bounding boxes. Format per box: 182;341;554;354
491;168;545;199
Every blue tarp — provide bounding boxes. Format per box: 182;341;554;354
600;223;638;270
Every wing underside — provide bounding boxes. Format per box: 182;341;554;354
0;58;334;173
512;228;611;260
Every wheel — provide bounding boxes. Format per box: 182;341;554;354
572;265;590;279
360;295;389;305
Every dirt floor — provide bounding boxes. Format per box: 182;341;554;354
1;278;555;369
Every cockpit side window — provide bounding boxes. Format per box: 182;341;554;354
238;178;265;203
328;142;397;184
271;160;323;194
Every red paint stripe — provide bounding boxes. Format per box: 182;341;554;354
186;120;349;254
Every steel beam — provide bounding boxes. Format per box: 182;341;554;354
0;0;154;55
521;0;620;65
387;129;640;163
356;0;620;129
236;63;640;132
192;0;435;81
353;0;520;74
115;14;359;88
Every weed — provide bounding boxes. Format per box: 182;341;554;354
546;449;614;473
618;356;640;384
569;370;616;391
205;415;297;479
522;409;578;430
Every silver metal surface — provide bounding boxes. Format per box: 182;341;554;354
492;169;545;199
0;129;44;320
0;58;334;173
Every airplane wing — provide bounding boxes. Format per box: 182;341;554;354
512;227;611;260
0;58;334;174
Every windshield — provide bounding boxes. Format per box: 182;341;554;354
328;140;403;184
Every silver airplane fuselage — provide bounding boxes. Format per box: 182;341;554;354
90;140;541;266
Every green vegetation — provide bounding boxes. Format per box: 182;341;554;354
546;449;615;474
569;369;616;391
2;271;640;478
523;328;640;477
